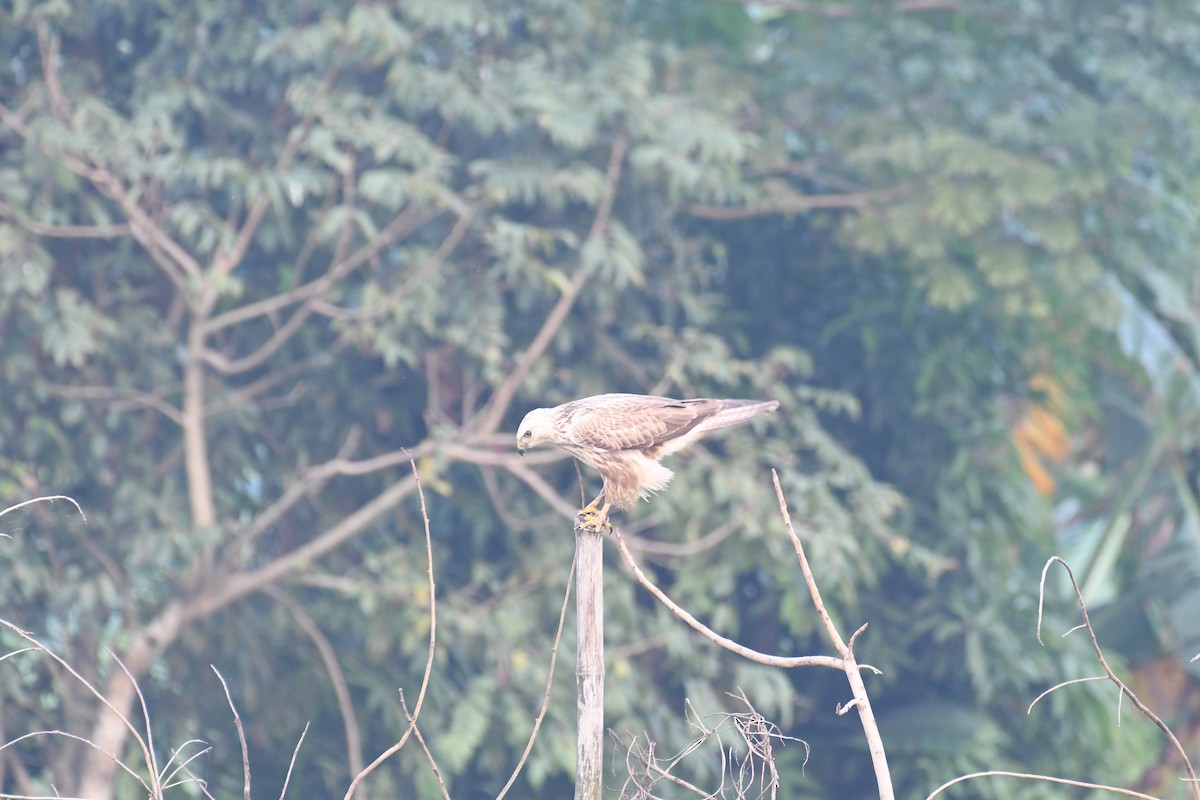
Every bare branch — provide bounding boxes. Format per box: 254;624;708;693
209;43;347;286
1026;675;1109;714
495;555;575;800
204;206;442;334
773;473;848;655
36;21;71;122
399;692;450;800
312;202;484;322
772;469;892;800
108;652;160;788
202;304;318;375
210;666;252;800
44;383;183;426
473;134;629;435
1035;556;1200;796
690;190;874;220
612;527;845;670
0;622;158;795
0;201;131;238
0;495;85;523
266;588;363;779
158;739;214;791
627;513;743;559
194;463;420;626
926;770;1161;800
343;452;437;800
278;722;310;800
0;729;149;797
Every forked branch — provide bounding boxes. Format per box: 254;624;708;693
1034;556;1199;798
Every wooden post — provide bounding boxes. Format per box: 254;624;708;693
573;517;605;800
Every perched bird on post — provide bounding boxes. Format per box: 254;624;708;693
516;393;780;530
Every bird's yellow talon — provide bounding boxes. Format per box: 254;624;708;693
575;496;612;533
574;510;611;534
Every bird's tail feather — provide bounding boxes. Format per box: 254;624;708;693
694;399;780;433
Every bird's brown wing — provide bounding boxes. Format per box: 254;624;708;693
562;394;715;452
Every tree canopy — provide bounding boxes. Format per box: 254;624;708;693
2;0;1198;797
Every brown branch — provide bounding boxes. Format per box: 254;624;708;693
277;723;310;800
194;468;420;618
19;25;199;292
1036;556;1200;797
310;201;484;322
0;201;131;238
689;190;874;220
0;622;159;798
627;513;743;559
472;133;629;436
182;323;215;530
44;383;183;426
438;440;582;520
208;44;345;285
204;205;441;334
75;603;185;798
612;527;846;670
773;469;892;800
439;440;567;469
343;452;437;800
36;21;71;122
201;303;317;375
266;588;364;780
495;555;574;800
399;692;450;800
209;198;479;374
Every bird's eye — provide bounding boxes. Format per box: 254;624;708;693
523;430;532;438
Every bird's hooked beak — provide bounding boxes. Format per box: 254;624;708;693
517;440;526;456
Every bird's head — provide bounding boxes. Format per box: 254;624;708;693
516;407;555;455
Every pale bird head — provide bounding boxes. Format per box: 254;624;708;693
516;407;555;455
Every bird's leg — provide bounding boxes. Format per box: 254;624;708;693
575;493;612;534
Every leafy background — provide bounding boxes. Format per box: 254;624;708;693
2;0;1199;797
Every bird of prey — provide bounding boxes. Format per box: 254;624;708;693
516;393;780;530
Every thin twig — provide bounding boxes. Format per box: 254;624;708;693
0;648;38;664
926;770;1161;800
495;554;575;799
0;496;86;523
772;469;892;800
399;691;450;800
266;589;363;779
109;651;160;787
158;740;213;791
1026;675;1109;714
1036;556;1200;796
210;666;251;800
612;527;846;670
473;134;629;435
343;451;438;799
278;722;310;800
0;623;154;793
0;729;149;795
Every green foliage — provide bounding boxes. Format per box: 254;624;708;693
1;0;1195;798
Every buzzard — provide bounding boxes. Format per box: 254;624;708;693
516;393;779;529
